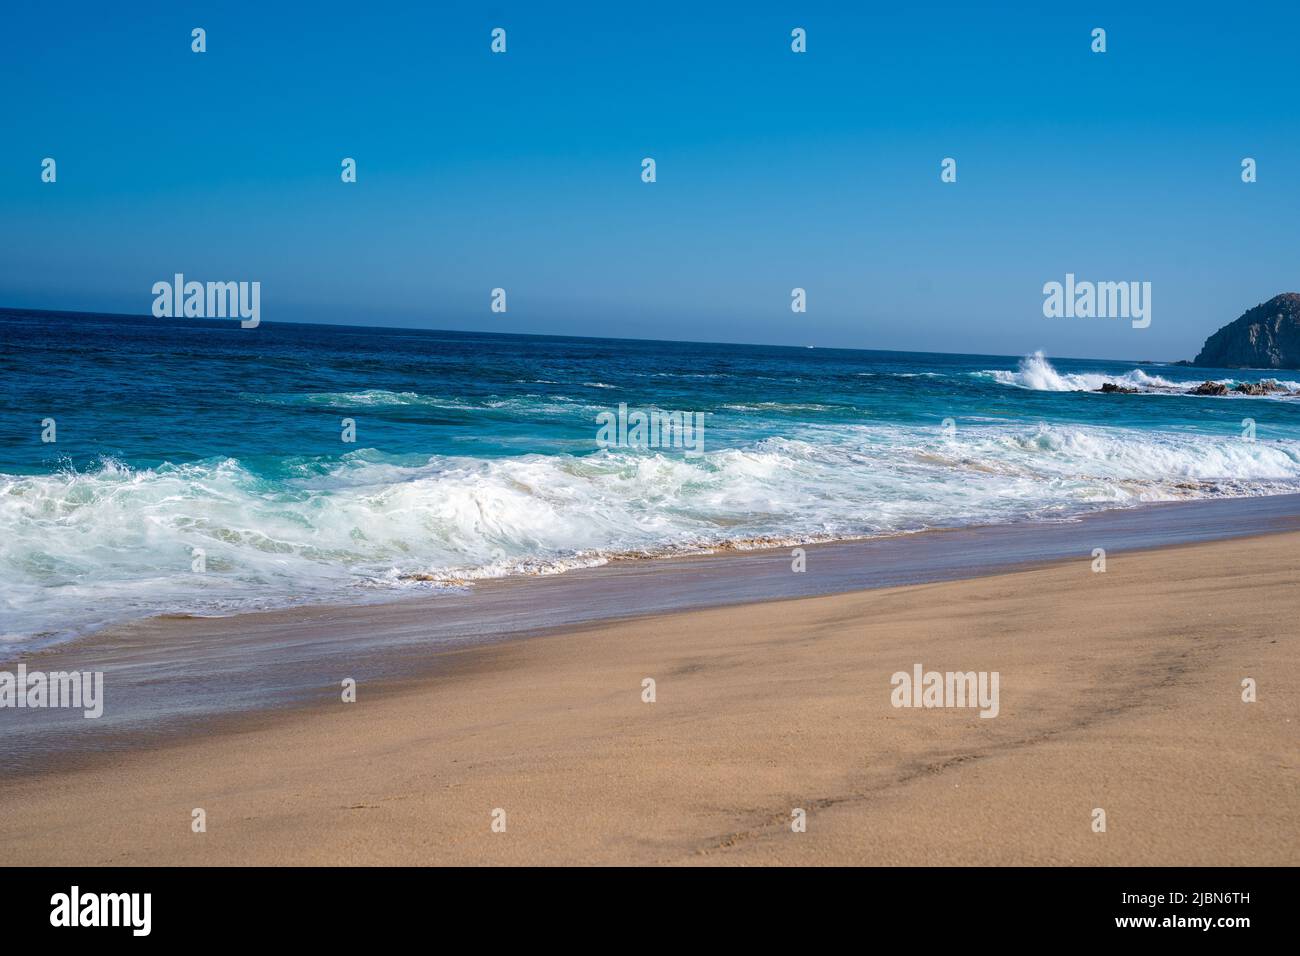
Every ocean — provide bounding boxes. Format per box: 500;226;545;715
4;307;1300;650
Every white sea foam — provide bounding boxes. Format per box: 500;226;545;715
4;421;1300;646
977;351;1300;395
247;390;606;415
977;351;1185;392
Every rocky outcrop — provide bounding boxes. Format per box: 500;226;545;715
1097;382;1139;393
1193;293;1300;368
1233;380;1285;395
1189;381;1229;396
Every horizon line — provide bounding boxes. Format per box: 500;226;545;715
0;303;1193;368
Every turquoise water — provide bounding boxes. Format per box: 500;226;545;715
4;307;1300;647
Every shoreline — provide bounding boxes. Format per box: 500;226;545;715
23;489;1299;659
1;528;1295;865
4;492;1300;770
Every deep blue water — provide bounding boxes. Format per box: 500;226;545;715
4;307;1300;647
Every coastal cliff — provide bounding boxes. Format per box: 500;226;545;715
1193;293;1300;368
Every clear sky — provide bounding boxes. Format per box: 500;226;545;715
2;0;1296;360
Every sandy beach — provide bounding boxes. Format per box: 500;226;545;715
1;529;1296;866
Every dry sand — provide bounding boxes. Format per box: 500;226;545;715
1;532;1296;865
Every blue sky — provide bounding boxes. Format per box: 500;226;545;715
1;0;1296;360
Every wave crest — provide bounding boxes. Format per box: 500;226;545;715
977;351;1300;395
5;422;1300;646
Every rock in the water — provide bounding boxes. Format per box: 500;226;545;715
1189;380;1229;396
1097;382;1139;393
1193;293;1300;368
1232;379;1284;395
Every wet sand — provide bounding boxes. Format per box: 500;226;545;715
1;531;1296;865
5;491;1300;770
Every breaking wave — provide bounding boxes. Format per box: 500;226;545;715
976;351;1300;395
5;421;1300;646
